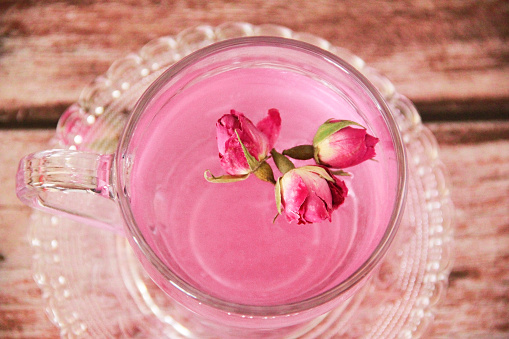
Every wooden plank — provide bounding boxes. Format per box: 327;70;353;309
427;140;509;337
427;121;509;336
0;208;61;339
426;120;509;144
1;0;508;126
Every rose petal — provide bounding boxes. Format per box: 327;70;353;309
237;112;271;161
300;191;331;224
220;136;250;175
216;112;242;155
256;108;282;151
280;170;308;223
365;133;379;147
297;168;333;208
329;176;348;209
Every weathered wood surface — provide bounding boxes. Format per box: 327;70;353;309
1;0;508;125
1;0;508;338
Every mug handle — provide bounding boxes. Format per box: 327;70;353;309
16;149;124;234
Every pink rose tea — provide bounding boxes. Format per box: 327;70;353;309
129;66;397;306
16;37;405;336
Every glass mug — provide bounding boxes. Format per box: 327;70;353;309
17;37;406;338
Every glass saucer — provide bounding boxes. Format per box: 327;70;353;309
29;23;454;338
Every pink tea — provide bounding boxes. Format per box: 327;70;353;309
129;66;396;306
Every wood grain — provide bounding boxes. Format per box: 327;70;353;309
428;135;509;337
0;209;61;339
1;0;508;125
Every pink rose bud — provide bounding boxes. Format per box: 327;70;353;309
313;120;379;169
216;109;281;175
275;166;348;224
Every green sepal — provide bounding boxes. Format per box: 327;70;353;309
235;130;260;172
312;120;365;146
330;169;351;176
270;149;295;175
299;165;335;182
253;161;276;184
275;177;283;214
282;145;315;160
204;170;249;183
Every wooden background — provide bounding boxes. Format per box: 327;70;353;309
1;0;508;338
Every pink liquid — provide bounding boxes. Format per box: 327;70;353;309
129;67;394;306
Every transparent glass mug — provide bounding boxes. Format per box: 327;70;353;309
17;37;406;338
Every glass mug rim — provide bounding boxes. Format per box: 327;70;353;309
116;36;407;316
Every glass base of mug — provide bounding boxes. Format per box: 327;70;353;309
116;236;366;339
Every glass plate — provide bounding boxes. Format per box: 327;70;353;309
29;23;454;338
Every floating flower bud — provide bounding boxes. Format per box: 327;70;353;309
313;120;379;169
216;109;281;175
275;165;348;224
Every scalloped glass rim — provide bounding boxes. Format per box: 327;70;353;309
31;22;454;338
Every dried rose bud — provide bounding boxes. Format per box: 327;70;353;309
216;109;281;175
275;165;348;224
313;120;379;169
